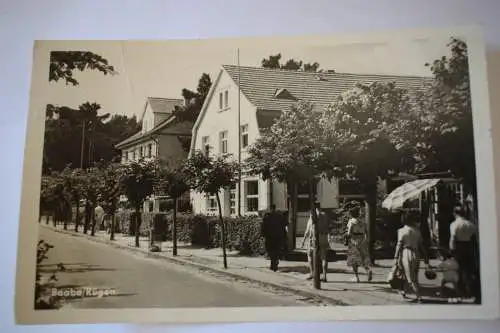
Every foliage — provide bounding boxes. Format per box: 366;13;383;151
246;100;340;184
49;51;116;86
413;38;475;194
142;212;266;255
119;160;156;246
43;103;140;173
119;160;157;208
171;73;212;125
261;53;321;72
95;161;122;215
35;240;63;309
155;159;190;199
324;81;414;182
183;151;239;195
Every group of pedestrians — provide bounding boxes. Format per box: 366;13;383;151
260;201;481;304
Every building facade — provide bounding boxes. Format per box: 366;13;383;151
116;97;193;212
189;65;431;235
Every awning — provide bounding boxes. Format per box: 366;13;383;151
382;178;441;211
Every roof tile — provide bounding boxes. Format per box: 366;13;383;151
222;65;433;112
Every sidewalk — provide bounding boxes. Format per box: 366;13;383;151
40;222;464;306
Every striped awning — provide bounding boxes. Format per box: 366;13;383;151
382;178;441;211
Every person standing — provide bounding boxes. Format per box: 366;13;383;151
346;206;373;283
302;202;330;282
261;204;288;271
94;202;105;232
392;209;430;302
449;205;479;302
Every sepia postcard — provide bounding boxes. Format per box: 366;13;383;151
15;26;500;324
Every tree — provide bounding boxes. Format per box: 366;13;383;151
262;53;282;69
172;73;212;125
184;151;239;268
43;103;140;173
246;101;340;289
60;166;85;231
80;167;102;235
49;51;117;86
282;59;303;70
96;161;122;241
418;38;476;207
119;160;157;247
262;54;322;72
324;81;414;262
156;159;190;255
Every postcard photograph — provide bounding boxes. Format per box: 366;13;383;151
15;26;499;324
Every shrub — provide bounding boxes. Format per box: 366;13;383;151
225;216;265;256
116;209;147;236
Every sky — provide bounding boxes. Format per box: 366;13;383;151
36;34;455;120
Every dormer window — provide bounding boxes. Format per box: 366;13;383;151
274;88;296;100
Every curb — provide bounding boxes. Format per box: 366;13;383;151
41;224;348;306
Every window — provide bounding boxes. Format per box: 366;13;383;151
294;181;318;212
205;194;217;213
219;92;223;109
132;150;136;161
245;180;259;212
202;136;210;156
241;124;248;149
139;146;144;158
224;90;229;108
219;131;228;154
122;152;127;162
230;184;236;215
147;144;152;158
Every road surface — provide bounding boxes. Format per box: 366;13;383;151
37;226;308;309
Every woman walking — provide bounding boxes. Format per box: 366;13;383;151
392;209;430;302
346;206;373;282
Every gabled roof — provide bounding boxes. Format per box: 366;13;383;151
115;114;192;149
222;65;433;113
146;97;184;114
116;97;187;150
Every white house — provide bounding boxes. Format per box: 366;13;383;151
116;97;193;211
189;65;431;235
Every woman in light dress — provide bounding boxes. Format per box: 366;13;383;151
346;206;373;282
392;209;430;302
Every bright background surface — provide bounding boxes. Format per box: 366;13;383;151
1;0;499;332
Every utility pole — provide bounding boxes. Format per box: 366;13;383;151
237;48;242;216
80;120;86;169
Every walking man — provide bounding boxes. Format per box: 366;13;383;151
449;205;479;302
261;204;288;271
302;202;330;282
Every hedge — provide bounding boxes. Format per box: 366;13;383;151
114;210;266;256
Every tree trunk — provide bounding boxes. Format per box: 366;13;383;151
309;180;321;290
364;180;377;264
74;200;80;232
135;205;141;248
216;192;228;269
110;213;116;241
80;120;86;169
286;181;298;251
63;202;68;230
45;213;50;225
90;204;97;236
173;197;178;256
83;202;90;234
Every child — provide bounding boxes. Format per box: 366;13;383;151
436;252;461;303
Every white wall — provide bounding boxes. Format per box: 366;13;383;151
121;139;157;163
141;102;155;134
191;69;261;216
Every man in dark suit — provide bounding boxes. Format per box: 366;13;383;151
261;204;288;271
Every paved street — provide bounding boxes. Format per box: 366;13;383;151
38;226;310;308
